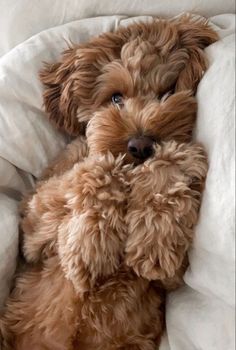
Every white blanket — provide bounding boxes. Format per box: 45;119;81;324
0;1;235;349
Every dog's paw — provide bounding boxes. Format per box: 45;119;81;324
125;142;206;281
153;141;208;184
65;152;131;208
58;153;131;294
124;200;188;281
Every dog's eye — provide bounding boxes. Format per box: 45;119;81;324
111;93;123;106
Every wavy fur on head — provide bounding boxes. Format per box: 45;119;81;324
0;14;217;350
39;14;217;137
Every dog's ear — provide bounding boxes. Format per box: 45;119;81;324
39;34;124;135
39;26;134;136
39;49;81;135
174;15;218;93
39;23;149;135
40;47;106;135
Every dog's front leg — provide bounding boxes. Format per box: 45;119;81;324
125;142;208;283
20;136;88;263
20;174;70;263
57;153;130;295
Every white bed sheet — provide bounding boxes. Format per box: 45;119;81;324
0;0;235;57
0;2;235;349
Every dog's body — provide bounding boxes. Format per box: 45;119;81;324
0;15;217;349
1;140;207;350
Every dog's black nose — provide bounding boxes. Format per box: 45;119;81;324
128;136;154;160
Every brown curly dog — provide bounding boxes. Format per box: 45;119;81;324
0;15;218;350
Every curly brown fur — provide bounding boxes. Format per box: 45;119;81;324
39;14;217;136
0;14;217;350
1;143;207;349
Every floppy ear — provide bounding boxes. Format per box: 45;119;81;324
174;15;218;93
39;49;82;135
39;24;139;135
154;15;218;96
39;47;106;135
39;32;127;135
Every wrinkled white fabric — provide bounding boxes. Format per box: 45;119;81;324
164;28;235;350
0;2;235;349
0;0;235;57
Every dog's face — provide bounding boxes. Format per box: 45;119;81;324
86;53;197;163
40;16;217;163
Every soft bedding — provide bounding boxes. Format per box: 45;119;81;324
0;1;235;349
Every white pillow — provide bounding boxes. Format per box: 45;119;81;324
164;23;235;350
0;0;235;56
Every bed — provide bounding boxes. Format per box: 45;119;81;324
0;1;235;349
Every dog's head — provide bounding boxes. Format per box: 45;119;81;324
40;15;217;163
